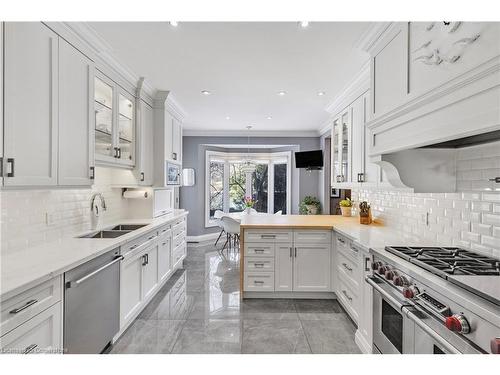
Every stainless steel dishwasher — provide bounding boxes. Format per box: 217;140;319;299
64;248;123;353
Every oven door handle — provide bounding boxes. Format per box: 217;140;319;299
403;307;462;354
366;276;405;310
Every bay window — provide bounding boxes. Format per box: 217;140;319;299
205;151;291;227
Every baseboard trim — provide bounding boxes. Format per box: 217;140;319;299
186;232;219;243
355;330;373;354
243;291;336;299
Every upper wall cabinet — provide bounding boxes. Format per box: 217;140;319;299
3;22;95;187
153;91;185;187
136;98;154;186
94;72;136;168
365;22;500;156
3;22;59;186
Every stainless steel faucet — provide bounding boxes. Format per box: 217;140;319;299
90;192;107;214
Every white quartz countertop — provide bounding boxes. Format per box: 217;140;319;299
0;210;188;300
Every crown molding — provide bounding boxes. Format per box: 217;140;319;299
325;60;370;115
318;117;333;137
354;22;392;53
183;129;320;138
154;90;187;122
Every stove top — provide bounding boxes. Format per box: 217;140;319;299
385;246;500;276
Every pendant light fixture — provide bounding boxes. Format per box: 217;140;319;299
242;125;256;174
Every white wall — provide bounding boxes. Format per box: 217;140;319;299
0;167;143;254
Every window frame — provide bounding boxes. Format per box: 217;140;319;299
205;150;291;228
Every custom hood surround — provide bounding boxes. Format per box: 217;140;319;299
357;22;500;193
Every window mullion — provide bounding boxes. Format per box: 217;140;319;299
268;162;274;213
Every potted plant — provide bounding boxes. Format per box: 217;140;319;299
243;196;257;214
299;196;321;215
339;197;353;217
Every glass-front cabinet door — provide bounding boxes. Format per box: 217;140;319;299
94;72;135;167
94;77;114;159
118;92;135;162
331;109;352;185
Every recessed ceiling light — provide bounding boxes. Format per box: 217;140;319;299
225;116;230;120
169;21;178;27
317;91;326;96
267;116;272;120
300;21;309;28
277;91;286;96
201;90;211;95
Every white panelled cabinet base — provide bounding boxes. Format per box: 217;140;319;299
243;229;333;298
0;276;63;354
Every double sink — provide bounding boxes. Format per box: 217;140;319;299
78;224;148;239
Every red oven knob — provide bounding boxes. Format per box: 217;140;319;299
393;275;408;287
402;285;419;299
372;261;383;271
445;314;471;334
491;338;500;354
385;270;396;281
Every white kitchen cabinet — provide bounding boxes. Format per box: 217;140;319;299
3;22;58;186
120;248;144;327
0;302;62;354
58;38;95;186
136;99;154;185
153;91;185;187
331;108;351;184
0;23;3;187
158;231;172;283
94;71;135;169
370;22;409;118
274;244;293;292
293;245;331;292
142;244;159;301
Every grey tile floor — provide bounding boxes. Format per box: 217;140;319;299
110;243;360;354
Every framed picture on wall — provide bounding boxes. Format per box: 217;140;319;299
331;188;340;198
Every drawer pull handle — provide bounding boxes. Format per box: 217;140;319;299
129;244;139;250
162;242;167;246
24;344;38;354
350;245;359;253
254;249;265;253
342;263;353;272
254;263;265;268
10;299;38;314
338;238;345;244
253;280;265;284
261;234;276;239
148;235;156;241
342;290;353;302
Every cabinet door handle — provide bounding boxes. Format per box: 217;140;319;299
253;280;265;284
113;147;118;158
117;147;122;159
9;299;38;314
364;256;371;272
24;344;38;354
489;177;500;183
289;247;292;258
254;249;265;253
90;166;95;180
172;152;177;160
6;158;15;177
358;173;365;183
342;263;353;272
142;254;147;266
260;234;276;239
254;263;265;268
294;247;297;258
342;290;353;301
140;172;145;181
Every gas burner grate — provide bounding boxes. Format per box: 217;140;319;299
385;246;500;277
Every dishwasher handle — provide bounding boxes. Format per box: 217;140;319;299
66;255;124;288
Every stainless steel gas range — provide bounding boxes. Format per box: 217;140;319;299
366;246;500;354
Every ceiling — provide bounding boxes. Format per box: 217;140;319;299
87;22;371;134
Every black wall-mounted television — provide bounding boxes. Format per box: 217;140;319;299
295;150;323;169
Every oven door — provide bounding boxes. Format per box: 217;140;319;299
367;276;414;354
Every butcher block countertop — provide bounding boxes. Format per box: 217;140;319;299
240;214;382;230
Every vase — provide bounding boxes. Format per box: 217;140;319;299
244;207;252;214
340;206;352;217
305;205;318;215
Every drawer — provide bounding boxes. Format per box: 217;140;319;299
173;242;186;266
244;272;275;292
172;217;186;228
244;230;292;243
122;230;159;255
158;225;171;236
0;302;62;353
244;257;275;272
245;243;274;257
1;276;62;337
336;234;360;261
337;251;360;289
336;275;359;324
294;230;332;244
173;233;185;248
172;221;186;237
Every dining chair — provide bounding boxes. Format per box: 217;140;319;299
213;210;225;247
220;216;241;252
